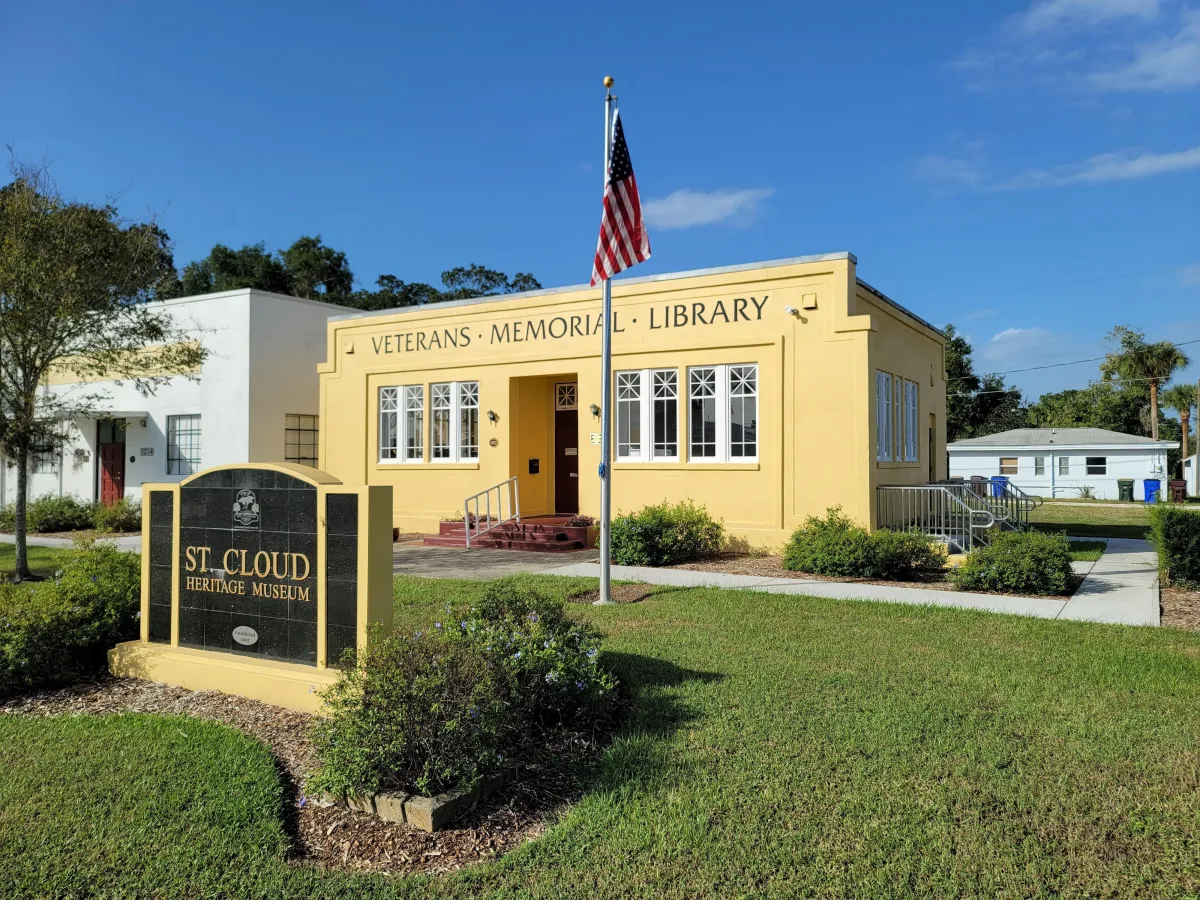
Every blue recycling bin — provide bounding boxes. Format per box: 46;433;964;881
990;475;1010;498
1143;478;1161;503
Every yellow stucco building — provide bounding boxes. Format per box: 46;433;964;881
317;252;946;548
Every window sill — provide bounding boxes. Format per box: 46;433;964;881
614;462;760;471
876;461;922;469
376;462;481;471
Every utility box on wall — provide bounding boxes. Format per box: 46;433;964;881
109;463;393;712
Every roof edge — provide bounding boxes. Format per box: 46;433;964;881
856;278;944;338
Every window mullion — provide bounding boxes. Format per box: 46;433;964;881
450;382;461;463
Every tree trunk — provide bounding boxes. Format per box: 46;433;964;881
1183;409;1191;464
1150;380;1160;440
12;444;31;581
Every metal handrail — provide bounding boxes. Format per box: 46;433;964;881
877;484;996;552
464;477;521;549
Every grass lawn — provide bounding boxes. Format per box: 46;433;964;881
0;544;77;578
6;574;1200;897
1067;539;1107;562
1030;501;1155;539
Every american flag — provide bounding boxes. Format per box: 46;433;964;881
591;110;651;285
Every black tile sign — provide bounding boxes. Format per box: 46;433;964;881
325;493;358;666
147;491;173;644
177;468;318;665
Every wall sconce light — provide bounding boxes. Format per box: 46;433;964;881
139;418;147;428
783;305;800;317
487;410;498;423
589;403;600;417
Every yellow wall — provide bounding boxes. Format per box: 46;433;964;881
318;254;946;549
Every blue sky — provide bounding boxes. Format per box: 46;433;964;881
5;0;1198;401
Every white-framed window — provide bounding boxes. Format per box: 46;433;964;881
687;364;758;463
616;369;681;462
1034;456;1046;476
379;385;424;463
167;415;201;475
31;446;57;475
1058;456;1070;476
903;380;919;462
285;414;318;467
430;381;479;463
1000;457;1018;475
1086;456;1107;475
876;372;893;462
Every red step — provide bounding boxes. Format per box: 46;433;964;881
423;518;595;552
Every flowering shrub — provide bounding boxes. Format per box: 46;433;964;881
609;500;724;566
311;581;617;798
0;539;140;698
310;628;508;797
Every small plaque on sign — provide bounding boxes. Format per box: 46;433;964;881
590;433;601;445
564;448;578;456
232;625;259;646
140;447;154;457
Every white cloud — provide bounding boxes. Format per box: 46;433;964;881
981;327;1058;368
1010;0;1159;36
1087;10;1200;90
642;188;775;230
1180;263;1200;287
917;143;1200;191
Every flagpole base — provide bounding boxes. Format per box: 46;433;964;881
592;599;616;606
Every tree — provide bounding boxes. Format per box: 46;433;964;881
943;324;1026;442
1101;325;1190;440
1161;383;1195;465
347;274;442;311
179;241;291;295
439;264;541;300
0;161;206;580
1025;381;1149;435
279;235;354;301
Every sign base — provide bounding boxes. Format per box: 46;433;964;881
109;640;340;714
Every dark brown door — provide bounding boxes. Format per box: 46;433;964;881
554;383;579;515
928;414;936;483
99;443;125;506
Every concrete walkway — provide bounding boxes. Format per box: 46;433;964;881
393;542;599;581
547;538;1161;627
0;533;142;552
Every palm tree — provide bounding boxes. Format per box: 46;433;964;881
1161;383;1195;463
1104;326;1191;440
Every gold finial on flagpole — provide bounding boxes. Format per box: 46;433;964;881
603;75;614;89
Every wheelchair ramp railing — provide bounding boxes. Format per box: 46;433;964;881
877;484;996;552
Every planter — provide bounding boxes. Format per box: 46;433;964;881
322;772;504;832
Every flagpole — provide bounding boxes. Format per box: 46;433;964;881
595;76;616;606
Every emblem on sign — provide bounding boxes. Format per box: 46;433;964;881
232;625;259;646
232;490;260;527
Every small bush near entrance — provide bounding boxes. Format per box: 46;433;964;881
311;582;617;797
782;507;946;579
0;495;143;534
0;540;141;699
1149;504;1200;588
609;500;724;566
948;531;1074;595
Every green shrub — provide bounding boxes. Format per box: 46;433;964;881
92;499;142;533
609;500;724;566
26;495;97;533
310;628;508;797
782;507;945;579
947;531;1074;595
0;540;141;698
1149;505;1200;588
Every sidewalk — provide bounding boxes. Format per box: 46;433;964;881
546;538;1161;627
0;533;142;552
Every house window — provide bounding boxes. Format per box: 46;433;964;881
379;386;424;463
430;382;479;463
284;415;318;467
999;457;1018;475
687;364;757;463
903;380;919;462
1034;456;1046;476
32;446;57;474
615;369;680;462
1058;456;1070;476
167;415;201;475
876;372;893;462
1086;456;1107;475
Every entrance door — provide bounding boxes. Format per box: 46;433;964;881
97;418;127;507
554;383;579;515
928;414;936;483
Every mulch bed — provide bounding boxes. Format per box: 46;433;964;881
0;677;616;877
568;583;656;604
670;553;1080;600
1161;587;1200;632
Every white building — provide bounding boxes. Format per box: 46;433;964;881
947;427;1175;501
0;288;345;506
1184;454;1198;498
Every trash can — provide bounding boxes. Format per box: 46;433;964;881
1117;478;1135;502
990;475;1010;498
969;475;988;498
1169;480;1187;503
1143;478;1161;503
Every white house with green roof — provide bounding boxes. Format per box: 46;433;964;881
947;427;1175;501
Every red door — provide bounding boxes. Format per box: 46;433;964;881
99;443;125;506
